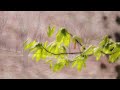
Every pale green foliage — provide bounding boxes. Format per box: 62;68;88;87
24;26;120;72
109;52;120;63
72;55;87;71
94;47;102;61
72;35;82;49
108;42;120;63
24;40;37;50
53;59;69;72
56;28;71;47
47;26;55;37
32;43;47;62
82;45;95;55
72;35;82;45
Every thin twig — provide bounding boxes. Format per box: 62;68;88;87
41;45;82;55
67;32;83;46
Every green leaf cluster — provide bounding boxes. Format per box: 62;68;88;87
56;28;71;47
24;26;120;72
98;36;120;62
72;55;87;71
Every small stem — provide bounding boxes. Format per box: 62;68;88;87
41;45;82;55
101;51;112;55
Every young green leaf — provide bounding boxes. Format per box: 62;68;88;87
83;45;95;55
29;47;38;53
41;49;47;59
72;55;87;71
63;33;71;47
24;40;37;50
111;42;120;53
72;36;82;45
32;49;43;62
43;41;48;48
32;53;37;60
72;55;80;68
100;38;115;54
65;60;70;67
46;60;52;63
56;28;71;47
49;44;58;54
99;35;109;47
94;47;102;61
58;46;67;58
53;63;65;72
72;60;78;68
35;50;41;62
109;52;120;63
47;26;55;37
56;30;64;43
77;61;84;71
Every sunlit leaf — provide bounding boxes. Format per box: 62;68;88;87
50;63;53;69
57;59;68;66
62;46;67;53
72;60;78;68
77;61;83;71
56;30;64;43
29;47;38;53
109;52;120;63
35;50;41;62
94;47;102;61
44;41;48;48
32;49;42;62
53;63;65;72
99;35;109;47
65;60;70;67
32;53;36;60
100;39;116;54
72;55;87;71
46;60;52;63
111;42;120;53
24;40;37;50
41;49;47;59
72;35;82;45
47;26;55;37
58;46;67;58
83;45;95;55
63;33;71;47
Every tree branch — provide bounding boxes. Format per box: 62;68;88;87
41;45;82;55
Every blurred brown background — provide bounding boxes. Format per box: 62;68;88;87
0;11;120;79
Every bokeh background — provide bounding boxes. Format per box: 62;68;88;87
0;11;120;79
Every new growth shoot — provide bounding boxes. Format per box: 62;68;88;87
24;26;120;72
